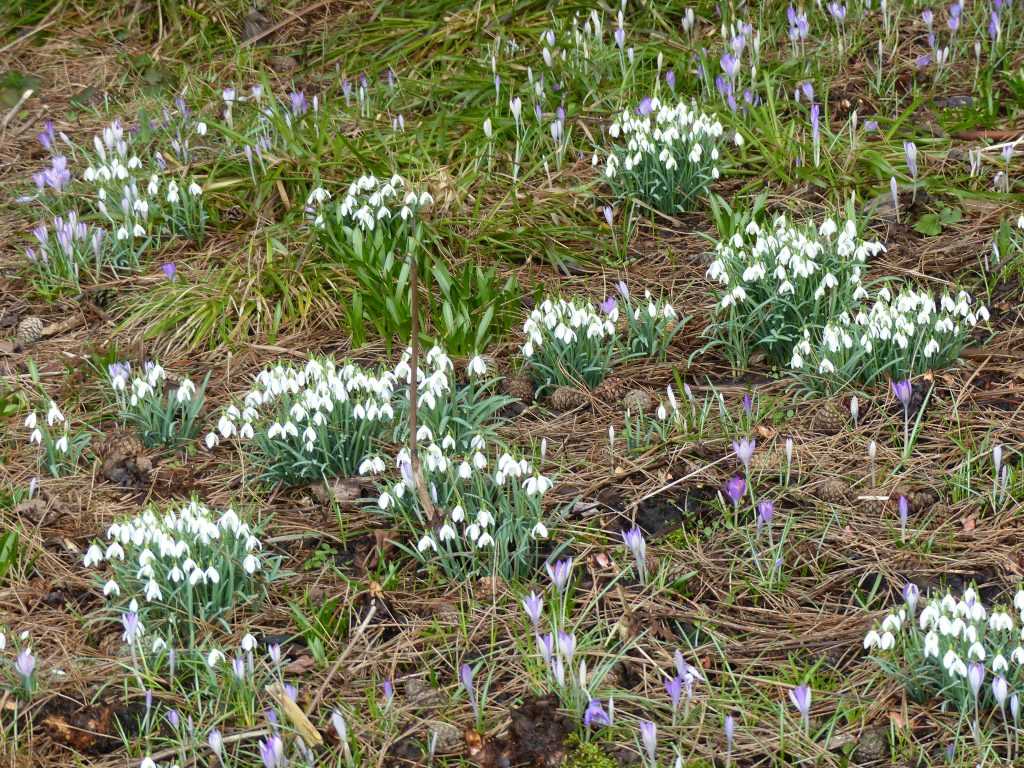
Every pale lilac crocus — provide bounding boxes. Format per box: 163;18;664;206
121;611;143;645
898;495;909;541
903;582;920;614
742;393;753;417
622;526;647;582
665;675;683;712
603;206;614;226
522;592;544;627
259;734;285;768
208;729;223;758
732;438;756;471
904;141;918;180
600;296;617;315
789;684;811;729
15;649;35;682
161;262;177;280
460;663;478;719
583;699;611;728
892;378;913;448
381;679;395;705
665;69;676;90
546;558;573;593
725;714;735;762
615;280;630;301
639;720;657;765
757;500;775;532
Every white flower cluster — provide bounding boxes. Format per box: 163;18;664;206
790;284;988;376
707;216;882;310
24;401;69;452
605;99;724;180
522;297;615;359
206;357;395;452
206;355;405;485
374;431;552;577
305;174;432;231
866;586;1024;697
83;500;263;614
112;361;197;407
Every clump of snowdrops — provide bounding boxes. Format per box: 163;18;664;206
603;97;725;214
865;584;1024;726
790;284;989;389
706;209;884;370
521;296;617;395
613;283;684;360
83;500;272;641
109;361;207;449
24;400;90;477
372;433;555;580
205;356;396;487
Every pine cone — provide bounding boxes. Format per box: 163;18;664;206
95;432;153;488
816;478;850;505
809;400;848;434
854;488;889;516
501;375;535;403
86;287;118;309
622;388;654;414
15;316;45;348
548;385;589;412
896;486;939;512
593;376;629;404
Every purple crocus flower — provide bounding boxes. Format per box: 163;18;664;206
665;675;683;710
614;27;625;48
827;2;846;21
460;663;478;718
756;500;775;531
603;206;614;226
208;728;223;757
801;82;814;102
600;295;617;315
902;582;920;613
166;708;181;729
615;280;630;301
639;721;657;764
583;699;611;728
621;526;646;577
556;631;576;666
968;661;985;698
742;393;753;416
289;90;309;116
898;495;909;533
381;679;394;704
725;713;735;753
37;121;55;151
232;655;246;680
720;53;740;79
637;97;653;116
259;734;285;768
161;262;177;281
732;438;756;470
904;141;918;179
522;592;543;627
665;69;676;90
922;8;934;27
725;476;746;507
546;558;573;593
789;684;812;728
537;633;555;665
891;379;912;409
121;611;142;644
14;649;35;680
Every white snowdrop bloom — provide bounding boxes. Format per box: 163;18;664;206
1013;646;1024;665
417;535;437;552
863;630;881;649
144;580;163;602
205;432;219;449
990;611;1014;632
994;654;1009;673
967;642;986;661
243;554;261;574
923;631;939;658
467;356;487;377
207;649;225;667
103;580;120;597
879;631;895;650
84;544;104;567
476;532;494;548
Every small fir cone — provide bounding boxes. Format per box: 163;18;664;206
593;376;629;404
548;385;589;412
95;431;153;488
816;477;851;505
854;488;889;516
622;388;654;415
895;486;940;513
809;400;848;435
15;316;45;348
501;375;535;403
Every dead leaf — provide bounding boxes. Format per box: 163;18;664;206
961;514;977;533
283;655;316;675
888;710;907;729
755;424;778;440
